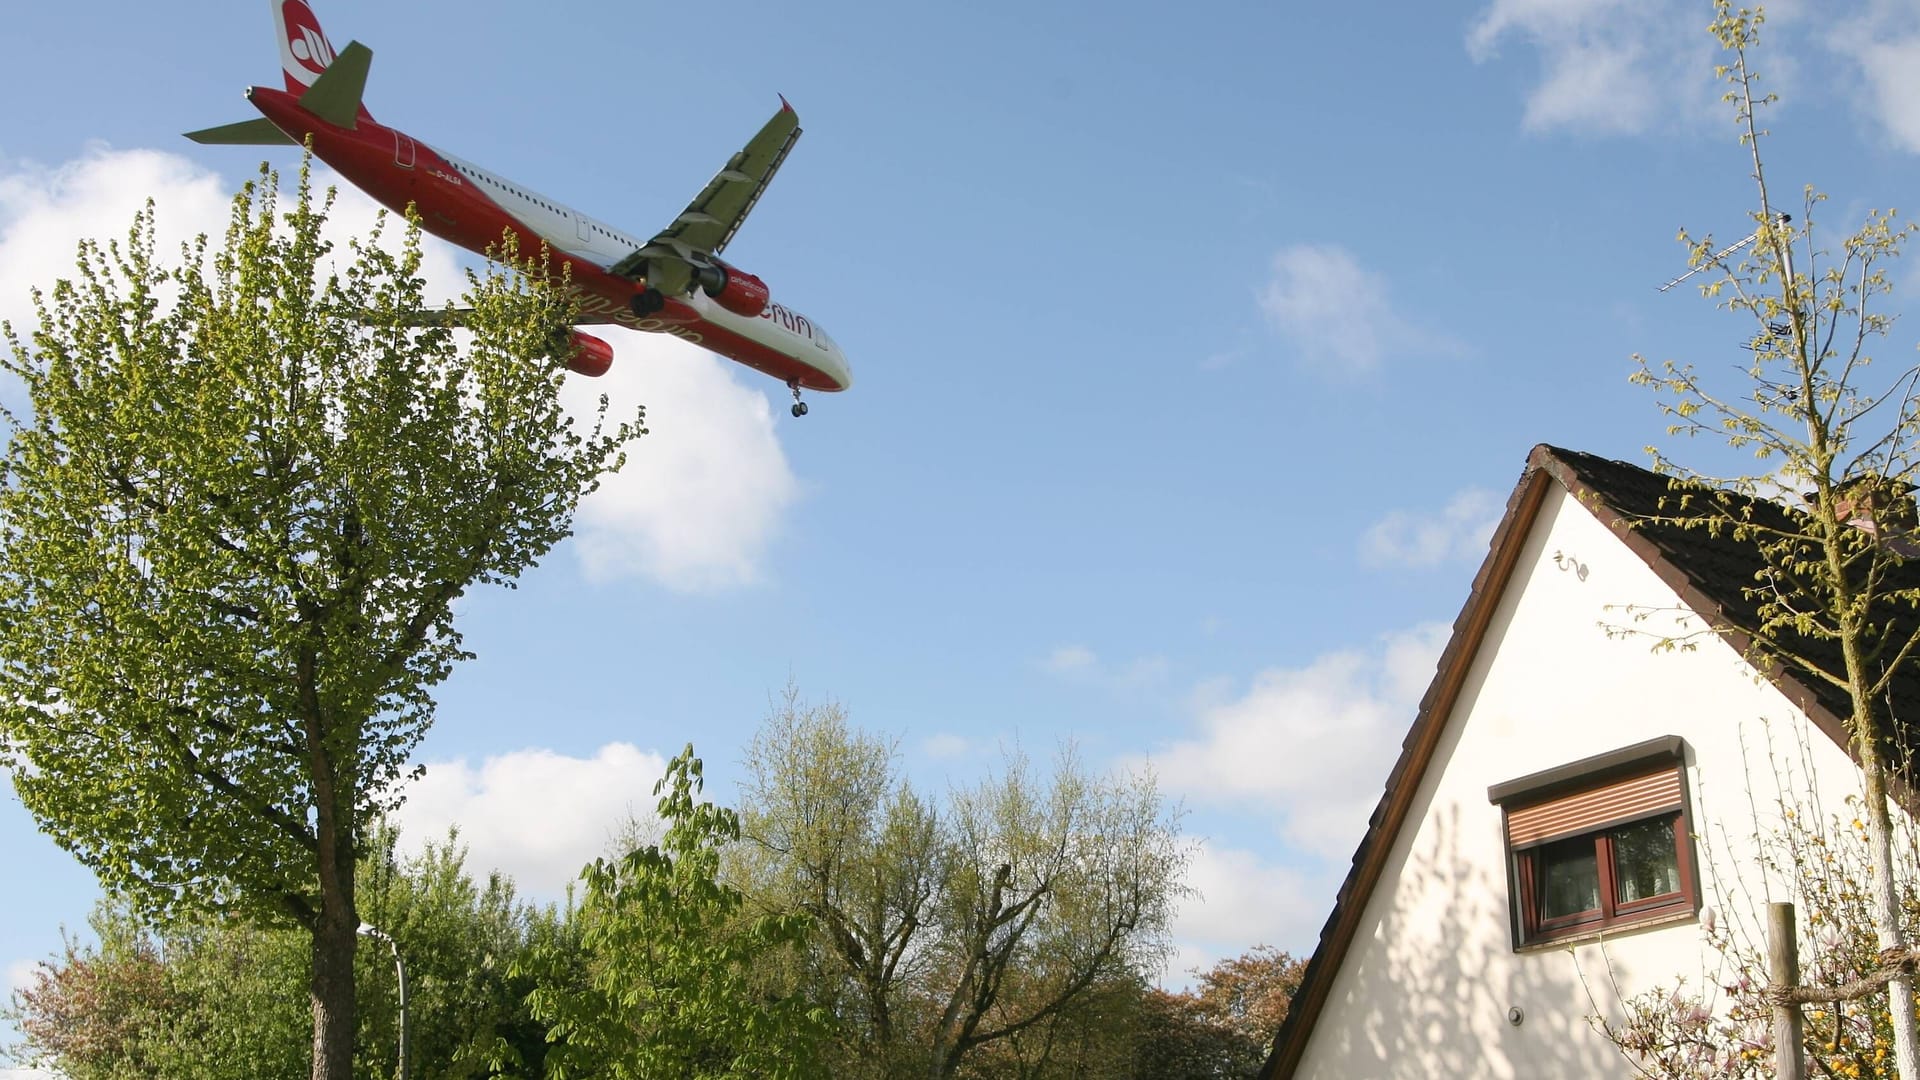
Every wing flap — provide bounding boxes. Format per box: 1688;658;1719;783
675;102;801;257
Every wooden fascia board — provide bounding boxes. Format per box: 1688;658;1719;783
1261;443;1907;1079
1258;454;1556;1079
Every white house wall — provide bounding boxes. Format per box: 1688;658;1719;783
1291;483;1868;1079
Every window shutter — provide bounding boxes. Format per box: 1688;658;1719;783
1505;767;1683;848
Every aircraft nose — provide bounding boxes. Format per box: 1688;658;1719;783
814;346;852;392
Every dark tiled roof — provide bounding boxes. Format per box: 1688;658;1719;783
1258;444;1920;1080
1547;446;1920;751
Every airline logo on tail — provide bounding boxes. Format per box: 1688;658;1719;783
277;0;337;89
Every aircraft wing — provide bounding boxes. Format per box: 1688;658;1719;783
357;305;625;327
609;101;801;292
666;99;801;257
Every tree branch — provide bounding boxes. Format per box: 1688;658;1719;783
143;712;316;852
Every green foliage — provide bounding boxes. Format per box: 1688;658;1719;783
6;825;558;1080
355;825;567;1078
1628;2;1920;688
959;976;1144;1080
1609;6;1920;1073
734;690;1191;1080
1127;987;1255;1080
955;947;1306;1080
0;160;635;927
523;745;830;1080
0;158;640;1077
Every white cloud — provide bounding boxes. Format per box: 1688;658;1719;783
7;957;40;994
559;330;799;592
0;146;799;593
0;146;465;339
1152;623;1450;859
0;146;232;337
1828;4;1920;152
1465;0;1716;136
1256;245;1456;374
1122;655;1171;686
1044;645;1098;673
1039;644;1169;691
1164;841;1328;985
921;733;974;760
1361;487;1503;569
1461;0;1920;147
0;958;55;1080
392;742;668;897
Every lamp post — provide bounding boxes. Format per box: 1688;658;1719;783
357;921;408;1080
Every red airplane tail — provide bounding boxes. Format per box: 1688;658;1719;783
184;2;378;147
275;0;375;126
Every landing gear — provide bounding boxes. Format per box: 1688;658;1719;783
629;287;665;317
788;381;808;418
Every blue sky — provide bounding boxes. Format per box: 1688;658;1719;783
5;0;1920;1057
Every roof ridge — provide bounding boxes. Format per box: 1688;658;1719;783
1259;443;1919;1078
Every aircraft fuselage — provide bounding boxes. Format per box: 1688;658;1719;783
243;85;851;393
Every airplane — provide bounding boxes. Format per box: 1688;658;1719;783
186;1;849;417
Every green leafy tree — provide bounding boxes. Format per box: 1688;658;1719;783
354;826;572;1078
1611;3;1920;1076
10;904;316;1080
959;975;1142;1080
523;745;830;1080
7;825;564;1080
0;164;639;1080
735;691;1190;1080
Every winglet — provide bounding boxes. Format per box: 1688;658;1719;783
298;41;373;129
779;94;794;114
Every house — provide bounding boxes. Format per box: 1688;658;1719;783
1258;444;1920;1079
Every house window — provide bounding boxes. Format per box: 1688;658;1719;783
1489;736;1696;948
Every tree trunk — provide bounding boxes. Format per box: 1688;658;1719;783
1853;714;1919;1080
310;906;357;1080
308;721;359;1080
1811;419;1920;1079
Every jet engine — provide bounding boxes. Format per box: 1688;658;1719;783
695;265;771;318
562;330;614;377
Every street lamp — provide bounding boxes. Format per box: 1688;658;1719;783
357;921;408;1080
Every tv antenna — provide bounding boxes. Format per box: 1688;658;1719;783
1656;213;1792;292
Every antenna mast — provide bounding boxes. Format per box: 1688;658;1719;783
1656;213;1792;292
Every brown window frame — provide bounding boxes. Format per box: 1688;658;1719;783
1489;736;1698;948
